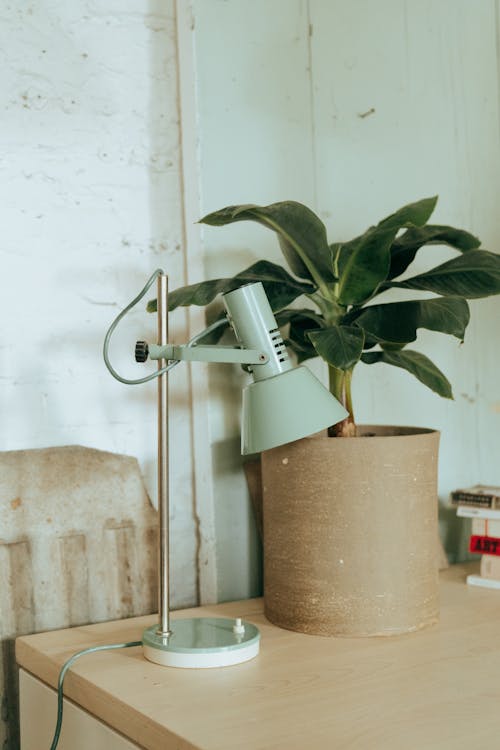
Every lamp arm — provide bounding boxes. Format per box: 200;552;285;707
147;343;268;366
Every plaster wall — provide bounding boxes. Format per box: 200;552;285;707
0;1;205;608
4;0;500;615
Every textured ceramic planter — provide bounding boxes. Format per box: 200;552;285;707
261;426;440;636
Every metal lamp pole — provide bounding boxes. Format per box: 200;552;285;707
156;273;171;637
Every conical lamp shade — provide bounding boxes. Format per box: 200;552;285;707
241;366;348;455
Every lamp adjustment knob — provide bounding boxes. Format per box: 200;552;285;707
232;618;245;635
135;341;149;363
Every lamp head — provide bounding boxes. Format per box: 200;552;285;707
222;283;348;454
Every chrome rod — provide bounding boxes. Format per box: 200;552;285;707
157;273;171;636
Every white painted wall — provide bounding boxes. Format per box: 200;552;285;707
192;0;500;589
4;0;500;614
0;0;209;608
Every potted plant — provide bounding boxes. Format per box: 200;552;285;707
149;196;500;636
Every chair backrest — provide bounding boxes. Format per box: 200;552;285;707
1;445;157;750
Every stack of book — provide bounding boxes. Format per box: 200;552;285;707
452;485;500;589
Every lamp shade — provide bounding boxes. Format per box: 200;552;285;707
241;366;348;455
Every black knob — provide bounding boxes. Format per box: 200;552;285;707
135;341;149;363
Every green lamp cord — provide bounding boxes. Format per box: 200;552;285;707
103;267;227;385
49;640;142;750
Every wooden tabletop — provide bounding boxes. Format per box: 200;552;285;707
16;563;500;750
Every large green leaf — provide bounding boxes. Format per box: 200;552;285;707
388;224;480;279
200;202;333;286
385;250;500;298
378;196;437;229
308;325;365;370
277;308;323;364
233;260;315;308
146;260;314;313
335;197;438;306
361;349;453;398
347;297;470;344
335;227;398;306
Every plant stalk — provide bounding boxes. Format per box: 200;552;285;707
328;366;356;437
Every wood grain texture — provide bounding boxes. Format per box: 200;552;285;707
16;564;500;750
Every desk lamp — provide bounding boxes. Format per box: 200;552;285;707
104;270;347;668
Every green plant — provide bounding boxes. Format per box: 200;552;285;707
148;196;500;436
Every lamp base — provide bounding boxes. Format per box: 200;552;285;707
142;617;260;668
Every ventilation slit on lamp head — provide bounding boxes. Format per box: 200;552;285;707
103;270;347;668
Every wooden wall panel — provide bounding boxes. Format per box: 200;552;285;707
308;0;500;557
192;0;318;602
191;0;500;576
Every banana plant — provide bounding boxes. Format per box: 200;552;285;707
147;196;500;436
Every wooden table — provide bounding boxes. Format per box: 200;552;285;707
16;563;500;750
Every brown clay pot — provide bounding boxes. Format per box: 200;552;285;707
261;426;440;636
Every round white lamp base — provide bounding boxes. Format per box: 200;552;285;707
142;617;260;669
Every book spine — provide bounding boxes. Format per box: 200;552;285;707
480;554;500;580
451;492;500;509
457;506;500;520
469;535;500;556
471;518;500;536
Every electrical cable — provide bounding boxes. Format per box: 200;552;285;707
103;268;227;385
49;640;142;750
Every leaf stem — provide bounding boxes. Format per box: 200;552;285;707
344;369;354;418
328;365;356;437
332;244;341;300
328;365;344;402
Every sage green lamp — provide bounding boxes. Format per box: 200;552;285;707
104;271;347;669
221;283;348;454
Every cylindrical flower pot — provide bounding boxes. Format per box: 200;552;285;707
262;426;440;636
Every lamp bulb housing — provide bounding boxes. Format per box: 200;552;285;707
222;282;349;454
